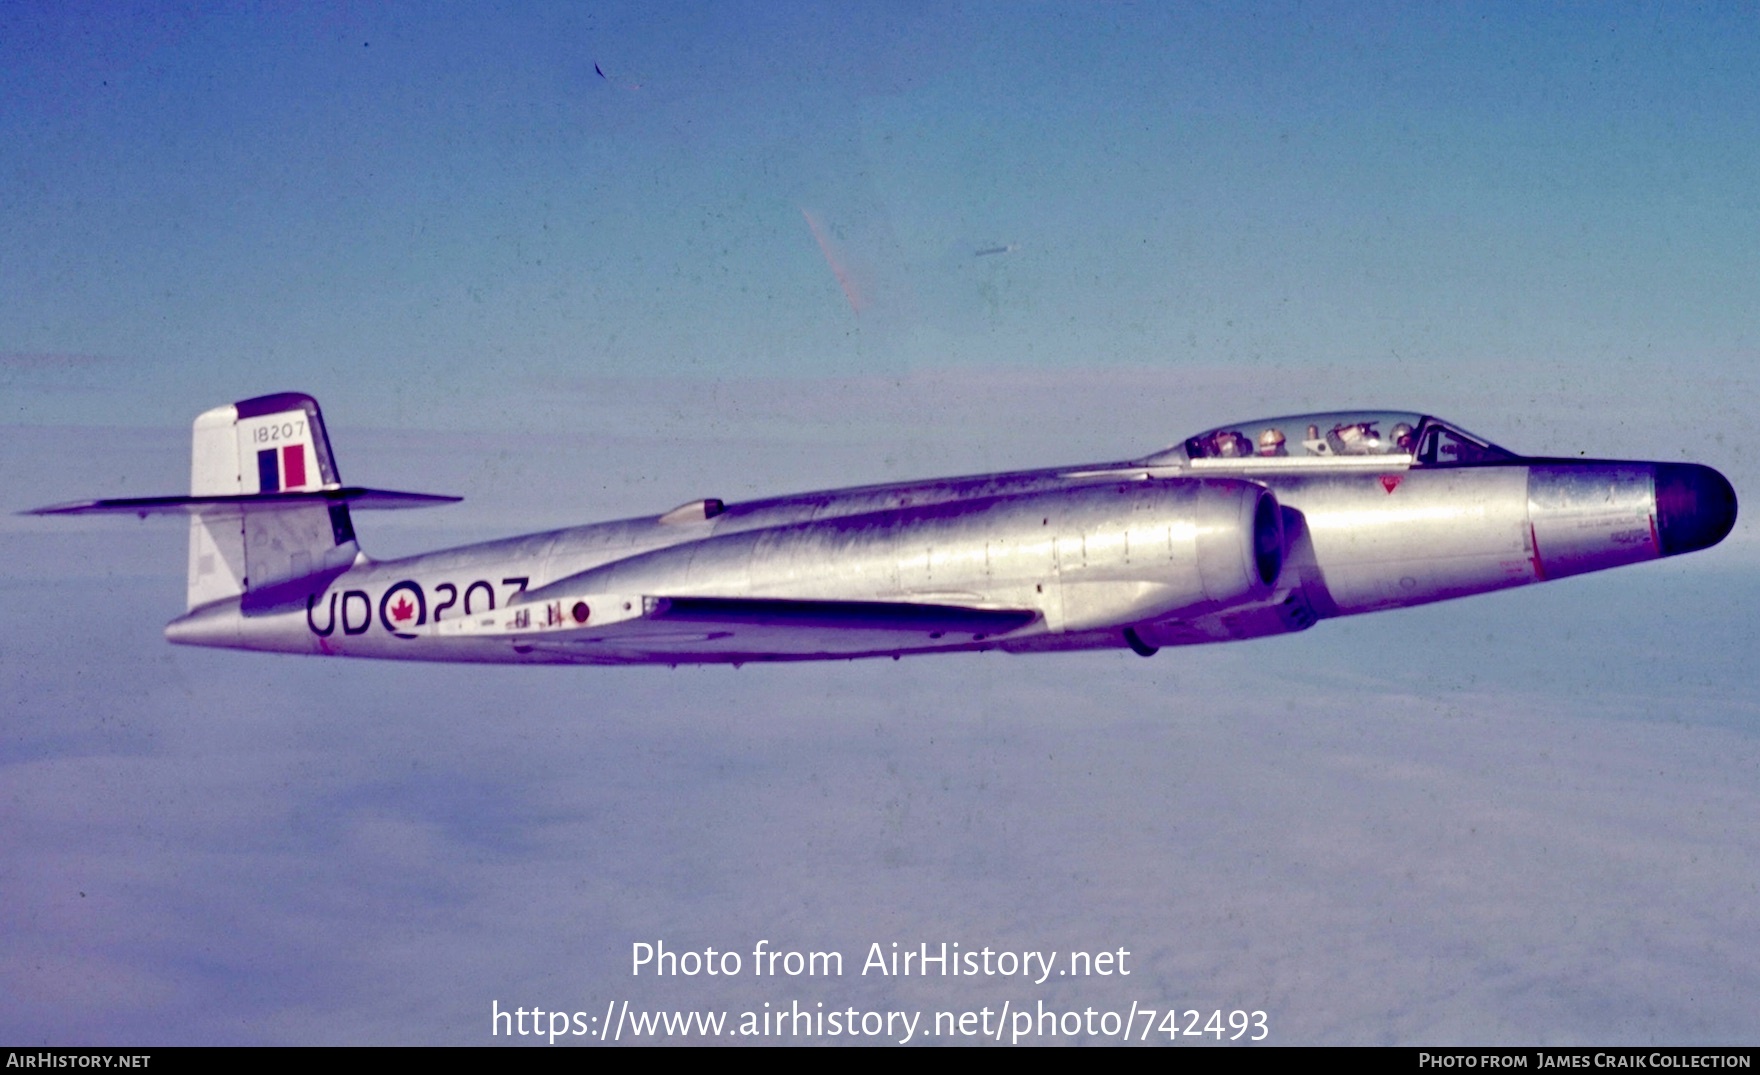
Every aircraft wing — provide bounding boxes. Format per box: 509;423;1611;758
437;594;1039;661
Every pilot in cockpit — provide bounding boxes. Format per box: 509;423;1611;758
1257;428;1287;457
1393;422;1415;453
1215;431;1251;458
1331;422;1383;454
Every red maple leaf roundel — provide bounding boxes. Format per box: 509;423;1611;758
391;595;415;622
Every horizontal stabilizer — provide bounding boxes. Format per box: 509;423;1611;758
27;487;461;517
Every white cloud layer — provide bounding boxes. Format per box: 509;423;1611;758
3;404;1754;1045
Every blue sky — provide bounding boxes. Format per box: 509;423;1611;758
4;3;1758;1045
6;4;1759;422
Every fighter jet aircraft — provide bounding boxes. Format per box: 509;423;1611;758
30;393;1737;664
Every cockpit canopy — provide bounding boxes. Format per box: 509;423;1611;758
1145;411;1514;467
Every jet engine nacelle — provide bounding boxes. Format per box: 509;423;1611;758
527;479;1283;641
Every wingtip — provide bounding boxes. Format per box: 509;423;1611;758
21;500;100;517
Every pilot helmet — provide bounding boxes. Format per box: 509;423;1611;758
1392;422;1414;450
1257;428;1285;455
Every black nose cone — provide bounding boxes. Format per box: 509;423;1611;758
1655;463;1738;556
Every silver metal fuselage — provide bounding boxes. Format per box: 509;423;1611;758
164;449;1734;665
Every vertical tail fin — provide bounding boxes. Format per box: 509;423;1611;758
187;393;360;611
